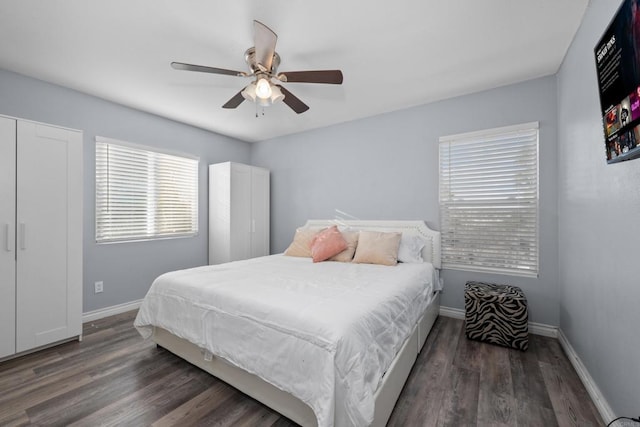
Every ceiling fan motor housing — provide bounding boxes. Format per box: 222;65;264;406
244;47;280;75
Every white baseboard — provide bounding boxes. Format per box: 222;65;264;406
439;305;558;337
558;329;615;424
82;299;143;323
439;305;466;320
528;321;558;338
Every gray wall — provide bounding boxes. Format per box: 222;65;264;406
252;76;560;325
557;0;639;416
0;68;251;312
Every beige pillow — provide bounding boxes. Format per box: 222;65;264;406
329;231;359;262
284;227;321;257
352;231;402;266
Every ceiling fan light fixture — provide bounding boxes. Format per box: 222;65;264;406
270;84;284;104
241;82;257;102
241;81;284;107
255;77;272;99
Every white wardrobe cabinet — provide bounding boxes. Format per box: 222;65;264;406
0;116;83;359
209;162;270;265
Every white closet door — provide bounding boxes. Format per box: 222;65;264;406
209;163;229;264
15;121;82;352
0;117;16;358
230;163;252;261
250;167;270;259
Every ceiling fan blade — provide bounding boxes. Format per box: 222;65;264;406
253;20;277;71
276;85;309;114
278;70;344;84
222;91;245;109
171;62;245;77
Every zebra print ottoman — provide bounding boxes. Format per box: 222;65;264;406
464;281;529;351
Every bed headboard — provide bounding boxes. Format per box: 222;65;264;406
303;220;442;269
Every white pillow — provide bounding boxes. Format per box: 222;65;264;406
397;234;425;263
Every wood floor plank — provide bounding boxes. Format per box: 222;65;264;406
231;402;282;427
56;326;121;356
81;366;211;427
515;400;559;427
509;338;553;408
34;328;142;376
452;323;484;373
0;346;62;375
268;418;299;427
123;368;219;426
534;333;577;374
387;316;461;427
476;343;516;426
82;310;138;337
194;389;255;425
25;349;181;425
0;311;604;427
0;363;36;392
535;334;603;425
509;337;559;427
540;361;602;427
0;410;30;427
436;366;480;427
0;337;152;410
0;371;94;424
151;382;231;427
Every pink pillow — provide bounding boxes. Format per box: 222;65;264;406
310;226;348;263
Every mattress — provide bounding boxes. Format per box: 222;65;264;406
134;254;438;427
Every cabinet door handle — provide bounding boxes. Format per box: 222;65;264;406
251;219;256;233
19;223;26;250
4;223;12;252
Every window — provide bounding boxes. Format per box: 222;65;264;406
95;137;199;243
439;122;539;277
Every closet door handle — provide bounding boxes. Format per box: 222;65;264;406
19;223;26;250
4;223;12;252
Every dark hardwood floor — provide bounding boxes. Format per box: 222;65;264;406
0;311;603;426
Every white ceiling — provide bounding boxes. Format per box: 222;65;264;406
0;1;588;143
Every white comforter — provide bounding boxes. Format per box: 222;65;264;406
134;255;437;427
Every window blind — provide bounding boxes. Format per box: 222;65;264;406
96;138;198;243
439;122;539;277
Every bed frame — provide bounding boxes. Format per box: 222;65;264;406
152;220;441;426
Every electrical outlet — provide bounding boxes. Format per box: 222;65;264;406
94;281;103;294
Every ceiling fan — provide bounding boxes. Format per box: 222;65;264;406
171;20;343;114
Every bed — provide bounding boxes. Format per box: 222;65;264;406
134;219;441;427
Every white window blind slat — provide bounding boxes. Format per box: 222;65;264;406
439;122;539;277
95;138;199;243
